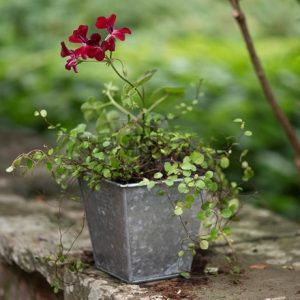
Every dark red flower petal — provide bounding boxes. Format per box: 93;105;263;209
88;33;101;45
94;49;105;61
106;14;116;29
65;58;78;73
86;45;105;61
111;27;131;41
69;25;89;43
95;14;116;32
102;38;115;52
74;46;88;59
86;46;97;58
60;42;72;57
95;16;108;29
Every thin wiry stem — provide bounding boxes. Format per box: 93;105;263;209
106;90;138;121
108;58;144;103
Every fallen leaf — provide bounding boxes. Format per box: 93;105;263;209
35;195;46;202
204;266;219;275
249;264;267;270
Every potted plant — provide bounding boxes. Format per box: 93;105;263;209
7;13;253;283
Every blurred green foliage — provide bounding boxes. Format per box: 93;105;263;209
0;0;299;219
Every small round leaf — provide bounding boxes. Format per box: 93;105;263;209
40;110;47;118
199;240;209;250
220;157;230;169
221;208;232;219
6;166;14;173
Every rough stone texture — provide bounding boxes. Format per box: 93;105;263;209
0;191;300;300
0;129;300;300
0;193;152;300
0;261;63;300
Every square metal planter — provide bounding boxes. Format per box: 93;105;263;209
79;179;202;283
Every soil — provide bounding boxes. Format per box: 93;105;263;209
143;249;300;300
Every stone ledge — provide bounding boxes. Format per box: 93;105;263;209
0;193;300;300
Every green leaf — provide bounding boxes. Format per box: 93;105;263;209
220;157;230;169
13;157;22;167
102;169;111;178
147;180;155;190
48;148;54;156
185;194;194;208
190;151;204;165
93;152;104;160
164;179;174;186
70;123;86;137
241;161;248;168
27;159;33;169
33;152;43;160
139;178;156;190
178;182;189;193
46;161;52;171
205;171;214;179
6;166;14;173
197;211;206;221
164;162;172;172
233;118;243;123
210;228;219;241
34;111;40;116
178;250;185;257
40;109;47;118
153;172;163;179
223;226;232;236
199;240;209;250
221;208;233;219
195;179;205;189
231;266;241;274
228;198;239;213
81;141;90;149
209;182;218;192
231;181;238;188
181;161;196;171
240;149;248;162
174;206;183;216
102;141;110;147
244;130;252;136
180;272;191;279
202;202;210;210
134;69;157;87
183;170;191;177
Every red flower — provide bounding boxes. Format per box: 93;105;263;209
95;14;131;51
60;42;81;73
60;14;132;72
86;34;107;61
69;25;107;61
69;25;89;44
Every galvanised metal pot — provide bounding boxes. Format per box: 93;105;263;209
79;179;202;283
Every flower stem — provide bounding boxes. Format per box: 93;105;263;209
106;90;138;121
108;57;144;104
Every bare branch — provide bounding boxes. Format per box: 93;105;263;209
228;0;300;174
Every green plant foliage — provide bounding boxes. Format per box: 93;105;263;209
8;47;254;259
0;0;299;219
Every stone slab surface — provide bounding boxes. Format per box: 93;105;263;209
0;191;299;300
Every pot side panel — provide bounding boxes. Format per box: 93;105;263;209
125;185;200;282
80;180;129;280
